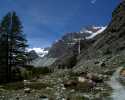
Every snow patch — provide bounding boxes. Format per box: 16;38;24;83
27;48;48;57
86;26;107;39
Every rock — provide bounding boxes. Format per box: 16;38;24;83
83;94;91;99
94;61;100;64
62;98;66;100
103;75;109;79
16;97;19;100
78;76;87;83
87;73;103;83
99;62;106;67
86;73;94;79
24;88;31;93
77;79;95;90
64;80;77;88
120;69;125;77
103;69;114;75
70;89;75;93
62;87;66;90
95;93;101;99
79;72;87;77
46;87;53;90
94;87;106;91
23;80;31;85
88;79;96;86
93;77;103;83
39;95;48;100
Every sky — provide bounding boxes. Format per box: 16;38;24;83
0;0;121;48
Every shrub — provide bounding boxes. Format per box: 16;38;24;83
20;68;32;79
32;67;50;76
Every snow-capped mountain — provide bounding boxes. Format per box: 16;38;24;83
46;26;106;58
80;26;107;39
28;26;106;67
27;48;49;57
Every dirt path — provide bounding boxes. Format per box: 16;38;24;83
108;67;125;100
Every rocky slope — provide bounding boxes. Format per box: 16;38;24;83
30;26;105;67
74;0;125;73
29;1;125;71
92;0;125;55
39;26;105;67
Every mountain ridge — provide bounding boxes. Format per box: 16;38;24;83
31;26;106;67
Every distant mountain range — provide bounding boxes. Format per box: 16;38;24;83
48;26;106;57
74;0;125;73
27;47;49;57
29;25;106;67
28;1;125;68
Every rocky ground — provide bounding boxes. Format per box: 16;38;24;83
0;69;112;100
0;54;125;100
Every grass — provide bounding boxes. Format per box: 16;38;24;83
0;81;51;90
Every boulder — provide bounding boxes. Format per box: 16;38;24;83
78;76;96;90
64;80;77;88
87;73;103;83
120;69;125;77
77;79;96;90
99;62;106;67
78;77;87;83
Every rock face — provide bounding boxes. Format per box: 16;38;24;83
45;26;104;68
90;0;125;56
30;1;125;70
31;27;95;67
74;0;125;72
30;1;125;74
48;31;91;58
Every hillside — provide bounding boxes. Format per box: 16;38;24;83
74;0;125;73
32;26;105;67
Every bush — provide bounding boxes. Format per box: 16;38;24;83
20;68;32;79
24;66;51;77
103;49;112;55
32;67;50;76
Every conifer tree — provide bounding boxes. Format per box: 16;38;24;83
0;12;28;82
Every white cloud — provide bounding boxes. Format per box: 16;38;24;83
91;0;97;4
27;48;46;53
27;48;42;53
27;48;49;57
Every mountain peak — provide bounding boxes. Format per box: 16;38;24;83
80;26;106;35
27;48;49;57
86;26;107;39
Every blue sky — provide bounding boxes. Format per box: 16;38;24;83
0;0;121;48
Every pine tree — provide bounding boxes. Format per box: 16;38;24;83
0;27;8;82
0;12;28;82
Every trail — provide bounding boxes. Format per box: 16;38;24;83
108;67;125;100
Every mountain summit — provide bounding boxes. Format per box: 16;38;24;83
27;48;49;57
30;25;106;67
